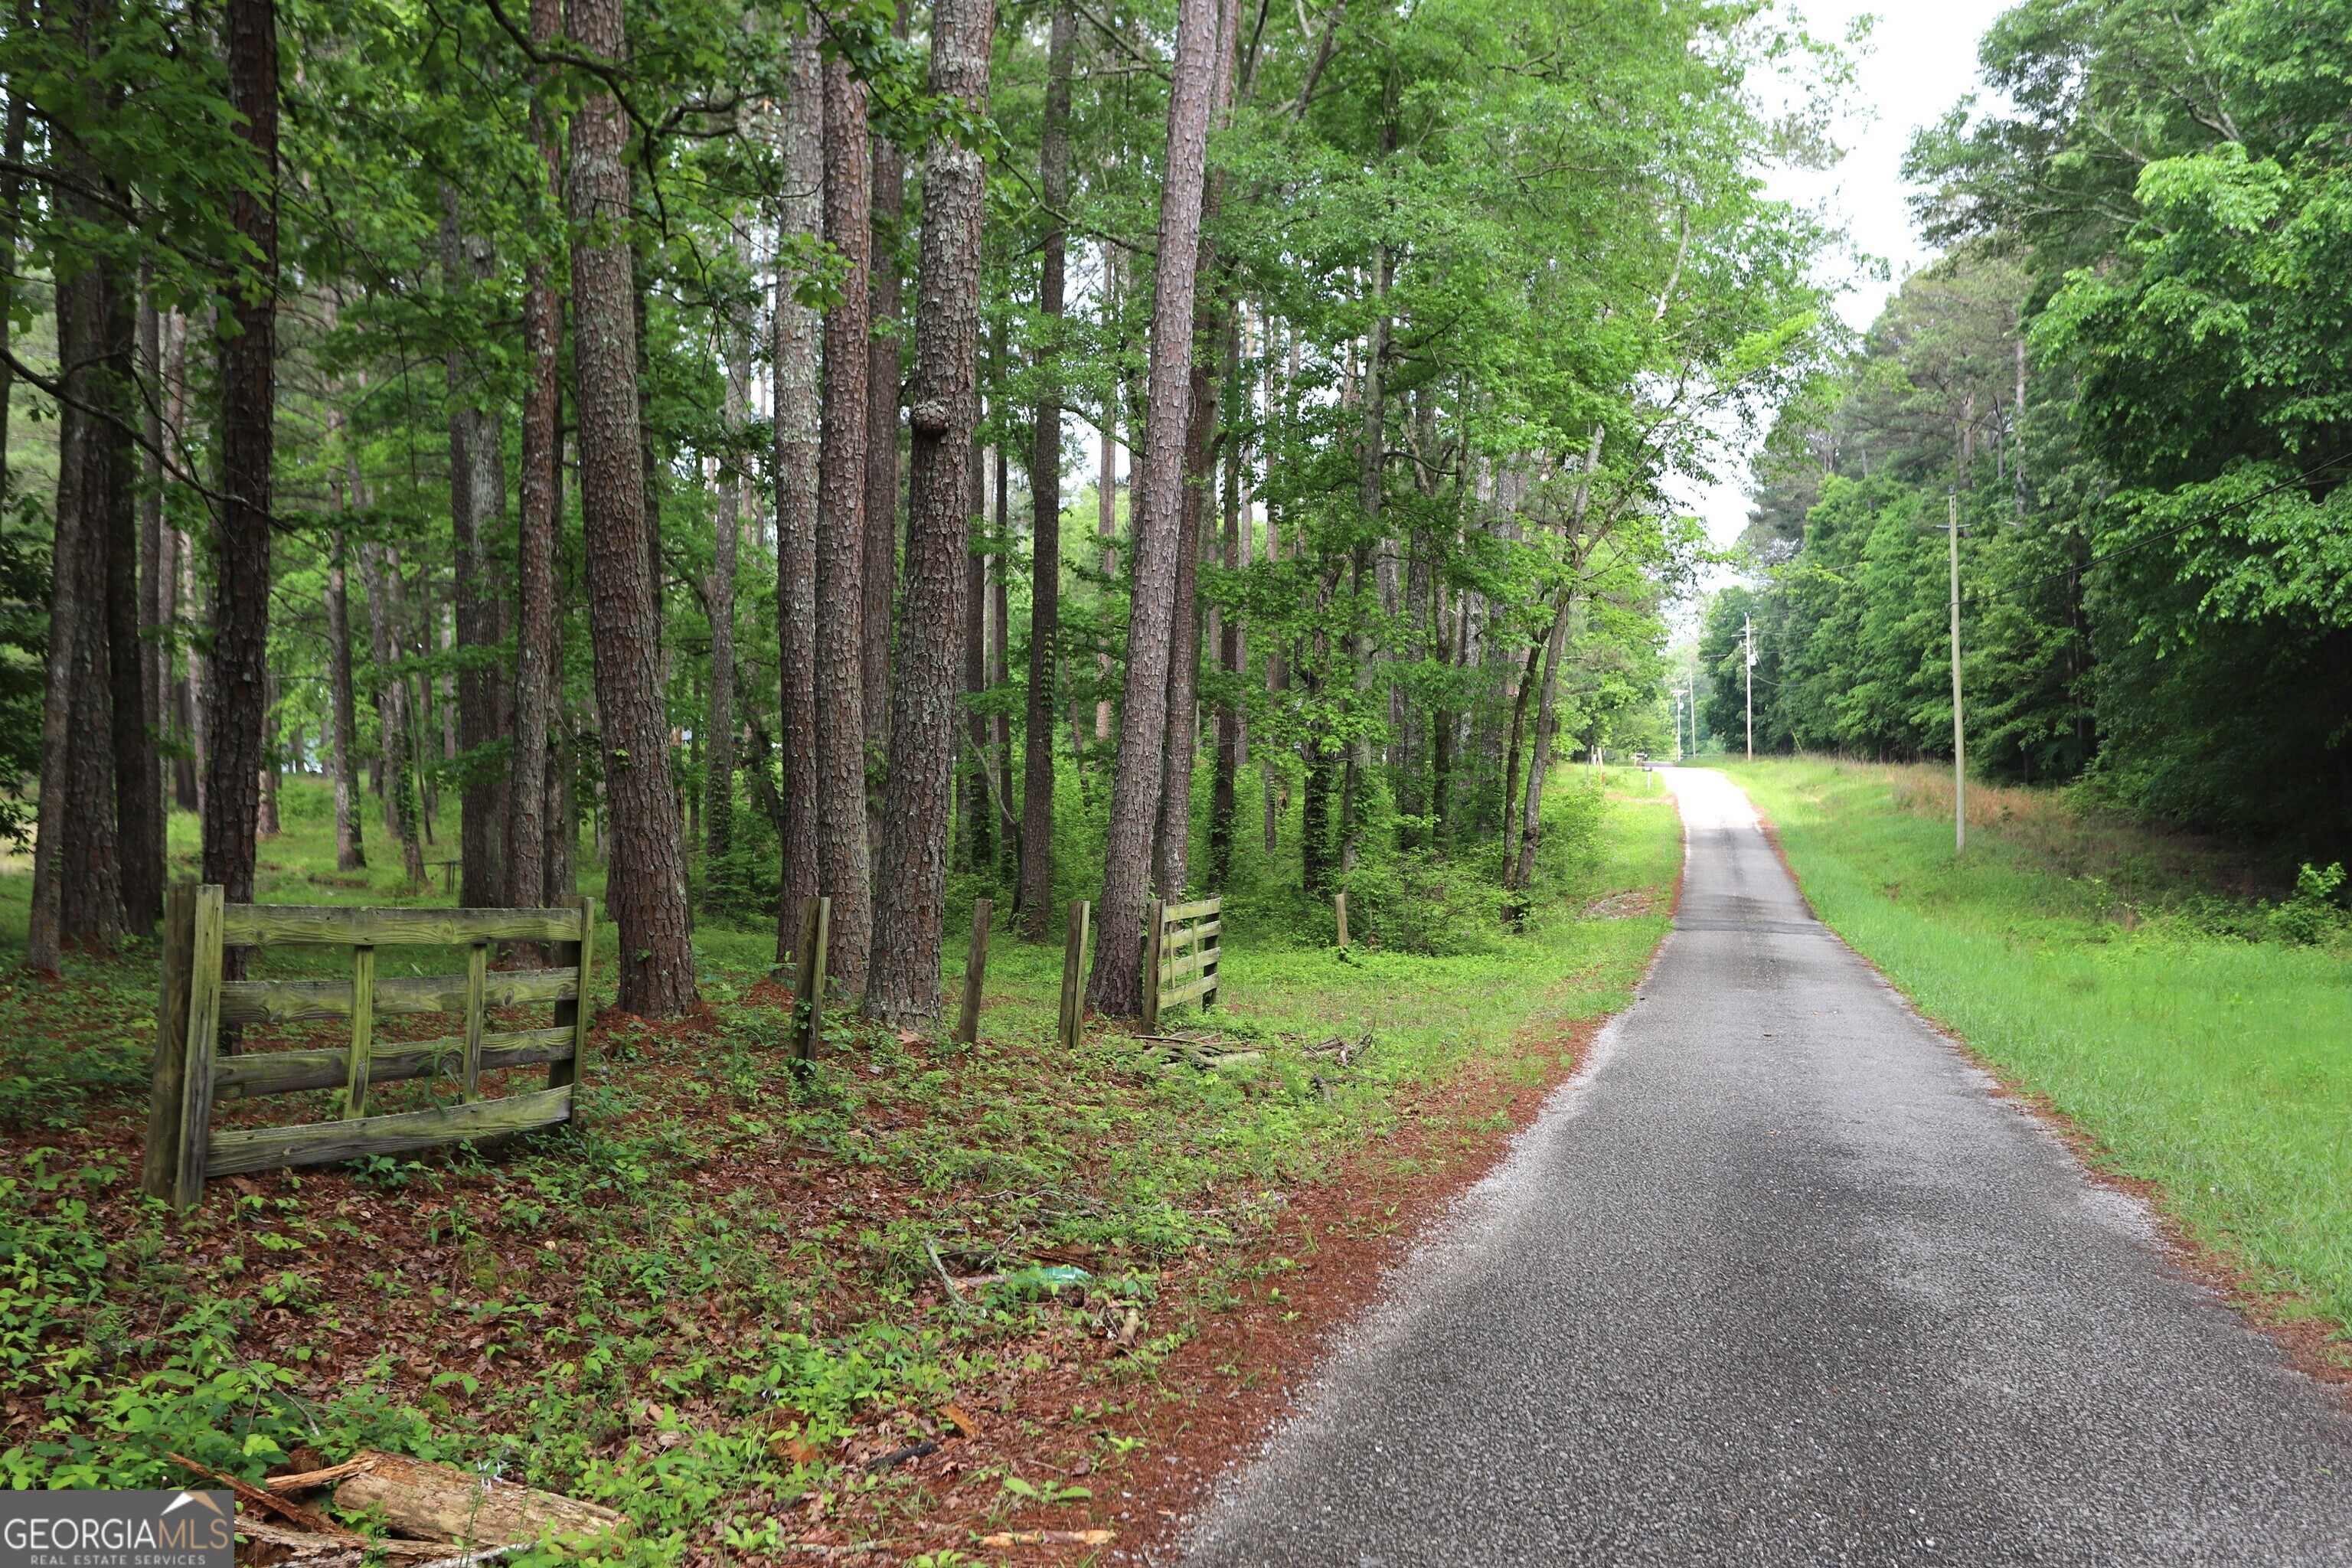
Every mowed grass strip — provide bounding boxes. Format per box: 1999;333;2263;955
1723;756;2352;1339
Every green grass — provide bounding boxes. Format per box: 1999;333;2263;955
1722;756;2352;1341
0;768;1680;1553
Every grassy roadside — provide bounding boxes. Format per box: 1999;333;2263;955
1718;756;2352;1353
0;769;1677;1563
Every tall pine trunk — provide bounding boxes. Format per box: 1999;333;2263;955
28;253;125;968
1017;0;1075;937
1154;0;1237;904
443;189;503;906
508;0;563;914
360;540;426;885
772;24;824;959
866;0;994;1027
567;0;695;1015
204;0;276;912
815;51;875;999
862;2;908;853
705;317;747;880
962;436;990;870
327;530;365;871
1087;0;1222;1015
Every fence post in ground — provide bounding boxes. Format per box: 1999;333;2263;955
1141;898;1165;1034
549;896;594;1096
141;884;198;1202
172;885;227;1212
1334;891;1350;949
956;899;991;1045
1058;900;1089;1050
792;896;831;1061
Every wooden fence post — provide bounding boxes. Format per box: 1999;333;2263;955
172;885;227;1212
1058;900;1089;1050
1334;891;1349;948
142;884;198;1202
1141;898;1165;1034
792;895;831;1061
955;899;991;1044
549;895;593;1096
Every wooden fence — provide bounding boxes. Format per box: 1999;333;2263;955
1142;896;1221;1033
141;886;596;1211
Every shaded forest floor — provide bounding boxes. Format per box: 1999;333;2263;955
1723;756;2352;1376
0;769;1681;1568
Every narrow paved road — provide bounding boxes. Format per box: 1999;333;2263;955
1185;769;2352;1566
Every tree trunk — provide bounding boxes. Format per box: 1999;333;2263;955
1156;0;1239;903
991;439;1015;873
1508;596;1573;895
508;0;561;915
772;24;824;959
1210;309;1243;888
1498;637;1538;878
327;531;365;871
1085;0;1223;1017
815;48;876;998
865;0;993;1027
97;255;155;928
256;667;281;838
705;318;747;882
442;188;504;907
1017;0;1074;937
27;256;125;969
963;434;990;870
567;0;695;1014
204;0;276;912
0;72;21;485
360;541;426;885
135;273;167;905
863;2;909;853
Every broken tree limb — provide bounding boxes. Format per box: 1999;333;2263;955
333;1449;628;1547
166;1452;354;1539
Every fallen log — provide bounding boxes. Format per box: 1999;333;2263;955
334;1450;627;1548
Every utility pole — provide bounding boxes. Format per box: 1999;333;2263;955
1947;491;1966;854
1743;614;1755;761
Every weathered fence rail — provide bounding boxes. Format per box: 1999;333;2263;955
1142;896;1221;1033
142;886;595;1210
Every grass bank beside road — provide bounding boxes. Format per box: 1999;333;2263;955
1720;756;2352;1353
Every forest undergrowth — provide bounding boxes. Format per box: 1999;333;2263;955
1724;756;2352;1362
0;769;1677;1566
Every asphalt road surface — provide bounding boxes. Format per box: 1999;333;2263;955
1184;769;2352;1566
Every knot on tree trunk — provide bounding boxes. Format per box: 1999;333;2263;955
910;399;952;434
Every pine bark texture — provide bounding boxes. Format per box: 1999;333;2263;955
862;3;908;821
203;0;276;911
28;213;126;969
705;323;746;873
567;0;695;1015
815;52;875;999
1017;0;1075;938
866;0;993;1027
1155;0;1238;904
508;0;561;913
772;26;824;959
327;533;365;871
1086;0;1223;1015
442;190;504;907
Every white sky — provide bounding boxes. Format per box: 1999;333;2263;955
1682;0;2017;550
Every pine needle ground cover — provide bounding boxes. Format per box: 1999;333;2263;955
0;773;1677;1563
1723;757;2352;1357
